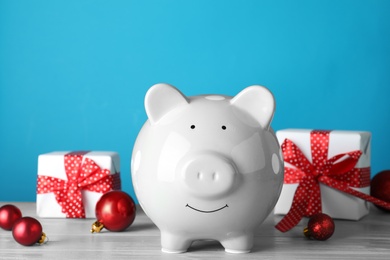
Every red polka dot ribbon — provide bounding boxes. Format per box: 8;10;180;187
36;151;121;218
275;130;390;232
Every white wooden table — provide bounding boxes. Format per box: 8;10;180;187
0;202;389;259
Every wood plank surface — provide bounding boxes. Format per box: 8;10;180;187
0;202;389;259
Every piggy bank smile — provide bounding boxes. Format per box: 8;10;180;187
185;203;229;213
131;83;284;254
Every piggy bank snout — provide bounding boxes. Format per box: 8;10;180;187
180;153;237;199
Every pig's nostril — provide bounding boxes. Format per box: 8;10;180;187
212;172;217;181
197;172;203;180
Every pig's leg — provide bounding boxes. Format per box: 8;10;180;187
220;232;254;254
161;231;192;253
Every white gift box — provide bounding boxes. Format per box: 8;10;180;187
36;151;121;218
274;129;371;220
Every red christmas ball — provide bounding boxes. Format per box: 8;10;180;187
0;204;22;230
12;217;45;246
371;170;390;212
304;213;335;241
92;191;136;232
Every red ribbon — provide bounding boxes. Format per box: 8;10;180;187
275;130;390;232
37;151;121;218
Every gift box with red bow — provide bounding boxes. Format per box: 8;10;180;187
274;129;372;226
36;151;121;218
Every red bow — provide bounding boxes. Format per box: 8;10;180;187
37;151;121;218
275;130;390;232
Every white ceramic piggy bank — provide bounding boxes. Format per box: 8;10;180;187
131;83;284;253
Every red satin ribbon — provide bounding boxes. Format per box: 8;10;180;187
37;151;121;218
275;130;390;232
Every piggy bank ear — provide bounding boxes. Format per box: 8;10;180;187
145;83;189;124
230;85;275;130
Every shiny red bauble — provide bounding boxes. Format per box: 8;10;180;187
12;217;44;246
304;213;335;241
371;170;390;212
0;204;22;230
93;191;136;232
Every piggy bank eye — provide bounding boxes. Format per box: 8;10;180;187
190;125;196;129
221;125;227;130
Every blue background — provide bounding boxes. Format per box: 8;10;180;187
1;0;389;203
